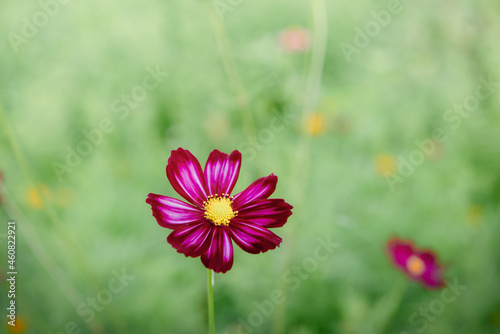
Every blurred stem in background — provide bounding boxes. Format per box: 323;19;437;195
272;0;329;333
0;104;126;333
0;185;106;334
367;279;409;334
205;0;256;137
207;269;215;334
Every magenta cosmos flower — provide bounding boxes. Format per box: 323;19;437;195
146;148;293;273
387;238;445;289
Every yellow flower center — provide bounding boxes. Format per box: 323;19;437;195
203;194;237;226
407;255;425;276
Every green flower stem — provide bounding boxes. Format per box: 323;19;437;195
288;0;329;208
301;0;328;127
272;0;328;333
207;269;215;334
368;279;409;333
205;0;256;137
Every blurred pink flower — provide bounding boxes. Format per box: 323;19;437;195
387;238;445;289
278;27;311;53
146;148;293;273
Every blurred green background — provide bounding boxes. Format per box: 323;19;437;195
1;0;500;333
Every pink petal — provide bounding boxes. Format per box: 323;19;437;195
228;221;282;254
201;227;234;273
419;252;445;289
236;199;293;228
232;174;278;209
146;193;205;229
167;222;214;258
387;238;414;269
204;150;242;196
166;148;208;207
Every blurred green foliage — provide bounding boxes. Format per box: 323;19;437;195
1;0;500;333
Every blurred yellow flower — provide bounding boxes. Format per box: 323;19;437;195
466;205;483;226
374;154;397;176
6;316;26;333
305;113;327;135
27;185;51;209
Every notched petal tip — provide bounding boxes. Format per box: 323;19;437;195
204;149;242;196
166;148;208;207
168;147;188;158
233;174;279;209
